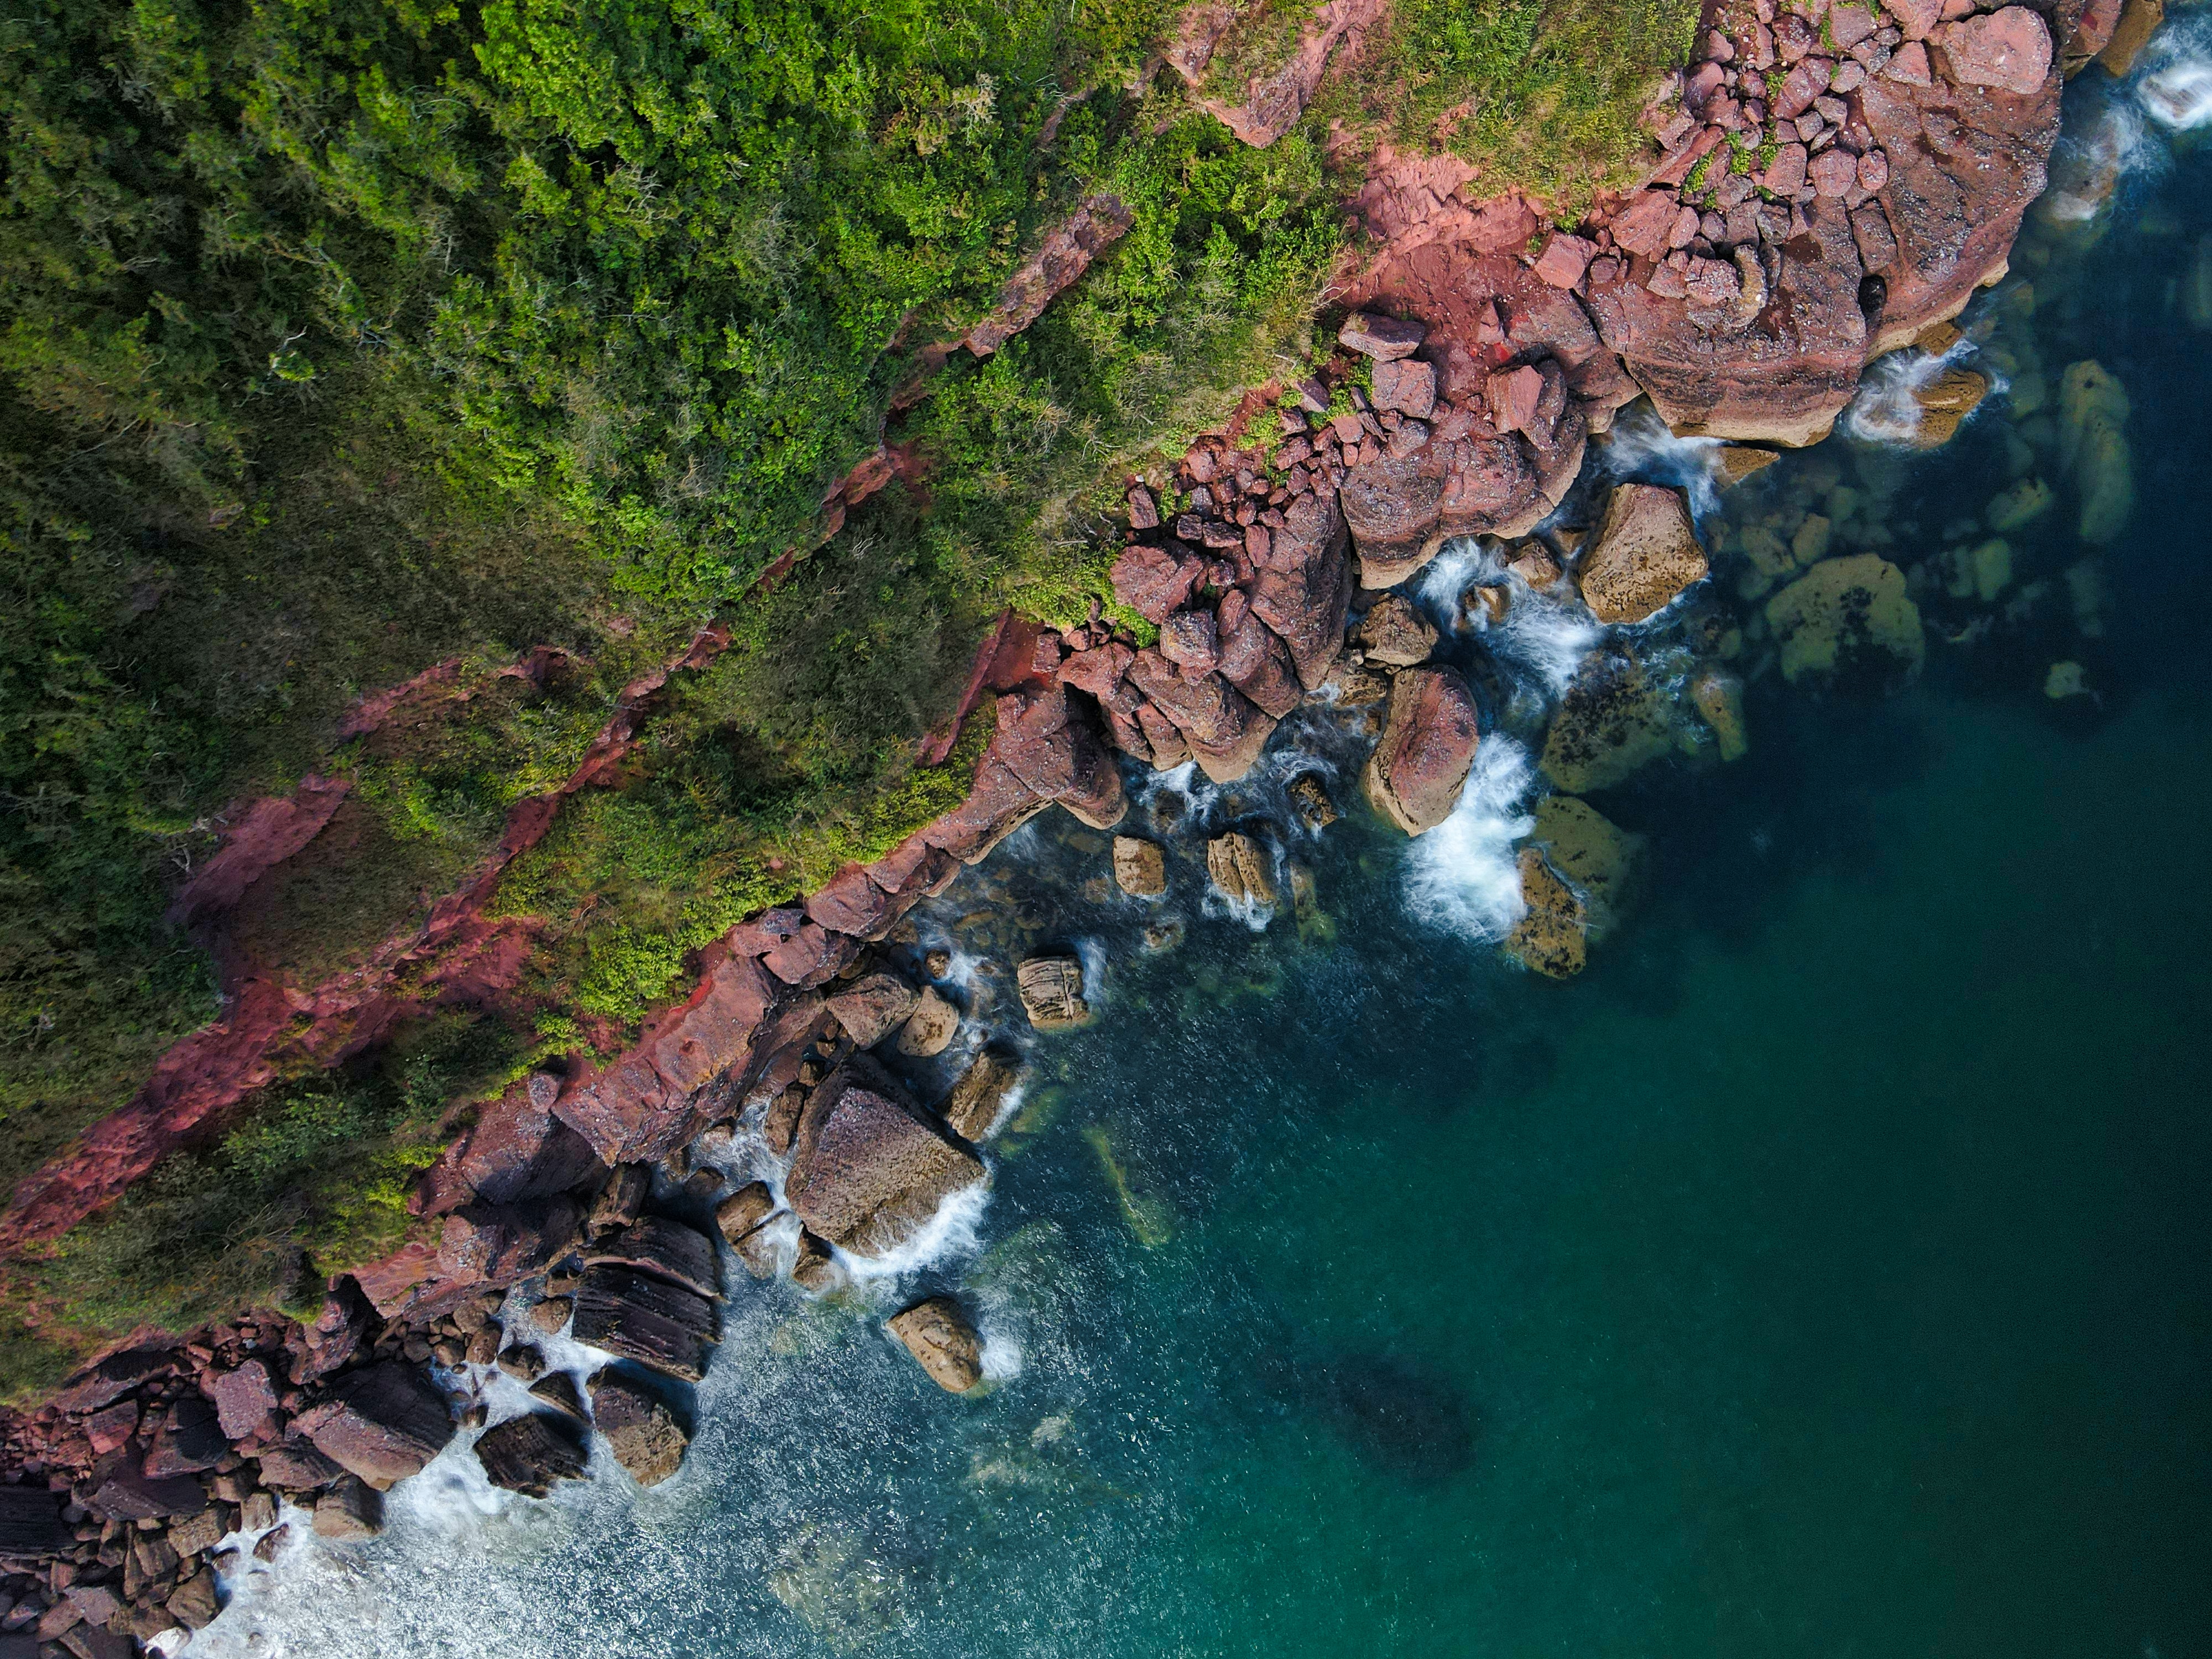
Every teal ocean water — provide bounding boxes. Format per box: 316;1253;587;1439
198;44;2212;1659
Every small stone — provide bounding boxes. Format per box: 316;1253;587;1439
1112;836;1167;897
1287;773;1338;830
885;1297;985;1394
310;1478;383;1542
528;1298;572;1335
1336;313;1426;360
1354;594;1438;667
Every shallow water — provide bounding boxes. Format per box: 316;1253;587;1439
197;60;2212;1659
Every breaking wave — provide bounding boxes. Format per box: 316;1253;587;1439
1419;539;1603;699
2140;15;2212;132
1594;400;1729;518
1844;333;1987;446
1401;737;1536;941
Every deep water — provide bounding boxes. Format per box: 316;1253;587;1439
196;54;2212;1659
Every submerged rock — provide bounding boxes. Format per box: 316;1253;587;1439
1765;555;1925;693
1503;797;1645;979
886;1296;985;1394
1366;666;1481;835
1112;835;1167;897
1576;484;1708;624
1540;648;1678;792
1015;955;1091;1030
1205;831;1276;906
2058;360;2133;544
785;1060;987;1259
588;1370;690;1486
474;1412;588;1499
1907;367;1990;450
1690;667;1749;761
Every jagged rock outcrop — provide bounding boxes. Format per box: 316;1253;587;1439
785;1061;987;1259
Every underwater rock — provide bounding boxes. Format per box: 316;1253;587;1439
588;1370;689;1487
1577;483;1708;624
1206;831;1277;906
1288;772;1338;830
1941;538;2013;603
1986;477;2053;533
570;1265;719;1381
1084;1122;1175;1246
1366;666;1481;835
1540;648;1679;792
2058;361;2133;544
1112;835;1167;897
473;1412;587;1499
945;1048;1023;1141
1691;667;1749;761
1015;955;1091;1031
826;972;919;1048
1714;446;1780;488
896;987;961;1057
768;1524;909;1653
2185;235;2212;332
1354;594;1438;666
1503;797;1644;979
785;1060;987;1258
791;1228;844;1294
293;1363;455;1490
886;1296;985;1393
1765;554;1926;693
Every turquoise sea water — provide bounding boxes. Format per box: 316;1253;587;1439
199;50;2212;1659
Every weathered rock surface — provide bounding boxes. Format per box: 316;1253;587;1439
209;1359;281;1442
714;1181;776;1244
310;1476;384;1541
1765;555;1925;693
1354;594;1438;666
886;1296;985;1393
1205;832;1277;905
1015;956;1091;1031
581;1215;721;1300
570;1265;720;1381
896;987;961;1057
785;1061;987;1258
944;1049;1022;1142
474;1412;588;1499
1112;836;1167;897
1577;485;1707;624
294;1363;455;1489
589;1369;690;1486
1366;667;1481;834
826;972;919;1048
1541;648;1680;793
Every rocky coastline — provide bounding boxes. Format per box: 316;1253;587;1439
0;0;2156;1648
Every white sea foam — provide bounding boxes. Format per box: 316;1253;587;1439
1844;335;1995;446
1419;538;1604;697
838;1178;994;1282
2140;15;2212;132
1595;400;1729;517
1401;738;1536;940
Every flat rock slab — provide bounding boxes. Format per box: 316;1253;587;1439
295;1361;456;1490
1015;956;1089;1030
582;1215;721;1300
0;1486;68;1562
571;1265;719;1382
253;1440;346;1491
473;1412;587;1499
785;1062;987;1259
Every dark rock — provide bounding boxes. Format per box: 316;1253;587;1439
886;1297;985;1393
1288;773;1338;830
587;1370;690;1488
588;1162;650;1236
164;1568;220;1631
294;1362;455;1490
785;1061;987;1258
434;1198;581;1287
527;1371;587;1421
581;1215;721;1300
498;1342;545;1381
474;1414;587;1499
252;1440;344;1492
54;1345;176;1415
0;1487;68;1564
791;1228;843;1294
1126;651;1274;784
88;1469;207;1522
570;1266;719;1383
310;1476;384;1541
1214;596;1305;719
528;1296;572;1334
1366;666;1481;836
253;1520;291;1559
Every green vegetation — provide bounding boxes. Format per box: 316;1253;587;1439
0;0;1698;1374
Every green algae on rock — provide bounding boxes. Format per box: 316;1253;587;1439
1765;555;1927;695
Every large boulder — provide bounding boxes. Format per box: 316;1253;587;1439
0;1486;69;1565
209;1359;281;1443
825;972;919;1047
1577;484;1707;624
1933;7;2053;95
896;987;961;1057
581;1215;721;1300
1112;836;1167;896
992;681;1126;828
1127;650;1275;783
1247;491;1352;687
1764;556;1925;694
1365;667;1481;835
588;1369;690;1487
784;1061;988;1259
294;1362;455;1490
473;1412;588;1499
570;1265;719;1382
1205;832;1276;905
1354;594;1438;666
1015;956;1091;1031
142;1395;226;1477
885;1297;985;1394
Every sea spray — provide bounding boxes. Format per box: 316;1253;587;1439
1843;333;1991;446
1593;401;1730;518
2140;13;2212;132
1419;539;1604;698
838;1180;995;1283
1401;738;1536;940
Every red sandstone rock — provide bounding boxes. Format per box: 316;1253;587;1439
1110;540;1203;622
992;681;1127;828
1365;667;1481;836
1128;650;1276;782
294;1363;454;1490
1371;358;1438;418
785;1061;987;1259
1532;233;1594;288
1214;604;1305;718
805;863;894;938
964;196;1134;356
1337;312;1427;359
1246;490;1352;688
1486;365;1545;435
1933;7;2052;95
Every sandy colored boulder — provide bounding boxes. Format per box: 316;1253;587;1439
1503;797;1645;979
945;1048;1022;1141
1016;955;1090;1030
886;1296;985;1393
1112;836;1167;897
1354;593;1438;666
1577;484;1707;624
714;1180;775;1244
896;987;961;1057
588;1369;689;1487
1503;850;1587;978
1907;367;1989;450
2099;0;2163;74
1365;666;1481;835
1691;667;1749;761
1765;555;1924;693
310;1477;383;1541
2059;361;2132;544
1205;831;1276;905
1713;446;1778;488
1288;772;1338;830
